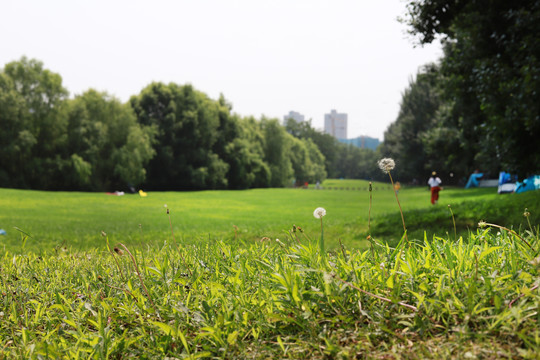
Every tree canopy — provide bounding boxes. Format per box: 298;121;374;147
3;57;379;192
398;0;540;178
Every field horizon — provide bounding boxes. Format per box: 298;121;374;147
0;180;526;253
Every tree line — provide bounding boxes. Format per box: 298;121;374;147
4;1;537;191
380;0;540;184
0;57;385;192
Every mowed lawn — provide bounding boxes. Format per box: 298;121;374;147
0;181;499;252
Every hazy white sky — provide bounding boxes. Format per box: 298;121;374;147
1;0;442;140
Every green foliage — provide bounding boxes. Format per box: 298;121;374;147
129;82;227;190
224;117;271;189
289;137;327;184
0;59;155;191
380;64;449;182
260;118;294;187
335;145;380;180
285;118;342;178
403;0;540;178
65;90;155;190
0;57;381;192
0;57;69;189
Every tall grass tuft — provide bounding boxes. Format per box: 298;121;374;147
166;207;192;276
448;204;457;241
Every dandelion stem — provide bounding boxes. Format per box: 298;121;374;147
387;172;409;244
105;233;125;282
368;182;373;233
481;222;533;250
118;243;157;311
319;217;325;257
367;182;375;258
509;284;539;308
523;208;538;242
167;209;177;248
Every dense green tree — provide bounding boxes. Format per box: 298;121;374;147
0;73;32;186
303;138;327;183
219;116;271;189
289;137;327;184
130;83;228;190
285;118;341;178
0;57;69;189
260;118;294;187
64;90;155;190
404;0;540;177
380;64;444;182
2;56;380;191
381;62;482;184
332;145;380;181
418;103;470;181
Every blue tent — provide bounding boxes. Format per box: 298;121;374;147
465;172;483;189
515;175;540;194
498;171;517;194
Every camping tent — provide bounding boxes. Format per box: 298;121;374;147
515;175;540;194
498;171;517;194
465;172;483;189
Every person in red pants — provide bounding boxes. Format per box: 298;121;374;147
428;171;442;205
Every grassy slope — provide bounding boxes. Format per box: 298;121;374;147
371;188;540;244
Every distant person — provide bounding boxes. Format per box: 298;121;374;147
394;181;401;194
428;171;442;205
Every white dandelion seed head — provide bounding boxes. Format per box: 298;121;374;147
377;158;395;174
313;207;326;219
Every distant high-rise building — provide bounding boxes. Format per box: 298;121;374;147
324;109;347;139
283;111;305;125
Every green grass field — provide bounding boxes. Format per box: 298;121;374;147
0;182;511;253
0;183;539;358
